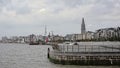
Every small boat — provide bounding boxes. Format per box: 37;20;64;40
29;42;39;45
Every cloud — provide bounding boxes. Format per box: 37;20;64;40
0;0;120;37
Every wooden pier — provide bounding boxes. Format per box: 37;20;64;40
48;44;120;65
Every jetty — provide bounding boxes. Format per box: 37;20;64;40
48;42;120;65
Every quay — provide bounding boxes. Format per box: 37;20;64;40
48;43;120;65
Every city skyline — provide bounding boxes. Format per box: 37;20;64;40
0;0;120;37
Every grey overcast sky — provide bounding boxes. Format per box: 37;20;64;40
0;0;120;37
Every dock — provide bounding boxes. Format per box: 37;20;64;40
48;44;120;65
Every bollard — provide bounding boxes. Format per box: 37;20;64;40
47;48;50;58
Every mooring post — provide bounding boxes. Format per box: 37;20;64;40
109;58;113;65
47;48;50;58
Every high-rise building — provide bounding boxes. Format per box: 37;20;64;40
81;18;86;34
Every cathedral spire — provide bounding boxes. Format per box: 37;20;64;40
81;18;86;34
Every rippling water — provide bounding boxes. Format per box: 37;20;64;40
0;43;119;68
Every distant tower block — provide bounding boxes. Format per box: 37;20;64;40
81;18;86;34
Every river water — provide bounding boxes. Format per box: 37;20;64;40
0;43;119;68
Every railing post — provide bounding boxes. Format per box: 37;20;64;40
105;46;106;52
67;45;68;52
85;45;86;52
119;45;120;52
112;45;113;52
72;45;73;52
61;45;62;52
99;46;100;52
91;45;93;52
62;45;64;52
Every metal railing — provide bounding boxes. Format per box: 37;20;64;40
58;45;120;52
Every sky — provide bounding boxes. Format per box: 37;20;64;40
0;0;120;37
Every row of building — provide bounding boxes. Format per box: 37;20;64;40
65;18;120;41
1;35;44;43
1;18;120;43
65;27;120;41
1;27;120;43
0;34;64;43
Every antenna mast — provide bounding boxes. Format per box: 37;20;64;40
44;25;47;36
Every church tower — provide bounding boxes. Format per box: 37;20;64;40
81;18;86;34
